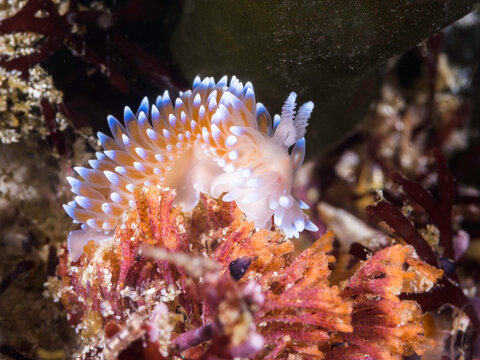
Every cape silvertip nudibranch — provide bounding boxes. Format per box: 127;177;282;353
64;76;318;261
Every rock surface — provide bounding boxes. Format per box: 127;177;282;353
171;0;474;155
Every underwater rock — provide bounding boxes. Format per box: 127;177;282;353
170;0;474;155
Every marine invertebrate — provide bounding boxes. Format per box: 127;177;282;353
53;187;300;357
366;152;480;358
64;76;317;261
52;186;441;359
325;244;443;360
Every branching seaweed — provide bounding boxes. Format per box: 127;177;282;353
367;149;480;357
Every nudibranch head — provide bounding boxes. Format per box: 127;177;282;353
64;76;317;261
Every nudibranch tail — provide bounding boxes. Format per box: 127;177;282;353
65;76;317;261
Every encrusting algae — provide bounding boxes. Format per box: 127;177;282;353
50;183;443;359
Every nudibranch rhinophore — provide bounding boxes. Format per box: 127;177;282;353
64;76;317;261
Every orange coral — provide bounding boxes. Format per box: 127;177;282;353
53;186;441;359
255;232;352;359
326;244;443;360
215;226;352;358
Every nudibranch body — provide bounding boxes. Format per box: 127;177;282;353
65;76;317;261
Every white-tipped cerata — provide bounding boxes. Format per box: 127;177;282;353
65;76;315;261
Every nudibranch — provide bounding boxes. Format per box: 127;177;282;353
64;76;317;261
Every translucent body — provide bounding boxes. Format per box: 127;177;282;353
64;76;317;261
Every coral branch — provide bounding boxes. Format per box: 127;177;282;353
327;244;442;360
138;245;219;277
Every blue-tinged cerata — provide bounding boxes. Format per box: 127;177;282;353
64;76;317;261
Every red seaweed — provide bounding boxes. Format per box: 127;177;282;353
0;0;185;94
367;201;437;266
368;151;480;352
